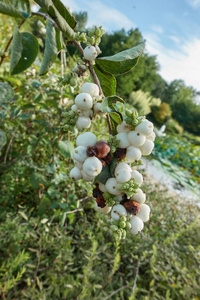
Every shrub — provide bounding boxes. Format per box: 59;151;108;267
166;118;183;134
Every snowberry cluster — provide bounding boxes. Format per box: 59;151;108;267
70;117;155;240
71;82;103;130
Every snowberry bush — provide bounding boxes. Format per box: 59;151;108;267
0;0;152;240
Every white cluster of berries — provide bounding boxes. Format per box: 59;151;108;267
69;118;155;239
70;132;102;181
71;82;103;130
116;119;155;161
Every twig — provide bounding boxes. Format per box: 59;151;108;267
4;131;16;164
103;284;129;300
35;238;42;280
131;257;140;292
65;208;83;215
0;19;26;66
102;258;140;300
31;12;59;30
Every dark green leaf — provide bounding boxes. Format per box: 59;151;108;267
0;82;14;104
0;2;24;18
10;32;39;75
56;29;65;52
10;26;23;74
93;65;116;97
52;0;77;29
96;42;145;75
34;0;75;39
58;140;74;158
96;164;111;184
39;20;58;75
12;0;30;13
0;129;7;150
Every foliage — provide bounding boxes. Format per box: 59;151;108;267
152;102;172;124
165;118;183;134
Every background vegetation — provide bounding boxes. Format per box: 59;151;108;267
0;4;200;300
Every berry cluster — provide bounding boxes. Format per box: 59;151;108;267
70;117;155;239
71;82;103;130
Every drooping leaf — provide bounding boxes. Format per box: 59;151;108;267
39;20;58;75
0;2;24;18
51;0;77;29
10;26;23;74
56;28;65;52
96;164;111;184
0;82;14;104
96;42;145;75
0;129;7;150
34;0;76;39
58;140;74;158
10;32;39;75
93;64;116;97
101;95;125;113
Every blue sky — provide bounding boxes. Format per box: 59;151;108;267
63;0;200;91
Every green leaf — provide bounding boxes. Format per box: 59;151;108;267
30;173;46;189
0;82;14;104
101;95;125;113
0;129;7;150
51;0;77;29
10;32;39;75
58;140;74;158
96;42;145;75
0;2;24;18
12;0;30;13
18;211;28;221
10;26;23;74
34;0;76;39
96;164;111;184
109;112;122;124
93;65;116;97
39;20;58;75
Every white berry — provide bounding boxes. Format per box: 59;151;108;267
146;131;156;142
126;146;142;162
130;216;144;234
135;120;154;136
95;202;111;214
105;178;121;195
117;121;131;133
115;162;132;174
72;146;87;163
69;167;82;180
73;160;83;169
82;157;102;177
83;45;98;61
139;139;154;156
111;204;127;220
75;93;93;111
127;131;146;147
137;204;150;222
131;170;143;186
94;103;102;114
81;170;95;182
115;168;131;183
99;182;107;192
76;132;97;147
76;116;91;130
116;132;130;149
130;188;146;204
81;82;99;97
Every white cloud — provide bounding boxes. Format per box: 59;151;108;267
186;0;200;8
63;0;80;12
151;25;163;34
145;33;200;91
169;35;181;44
81;0;135;31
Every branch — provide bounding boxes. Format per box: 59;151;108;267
31;12;59;30
102;258;140;300
0;19;26;67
